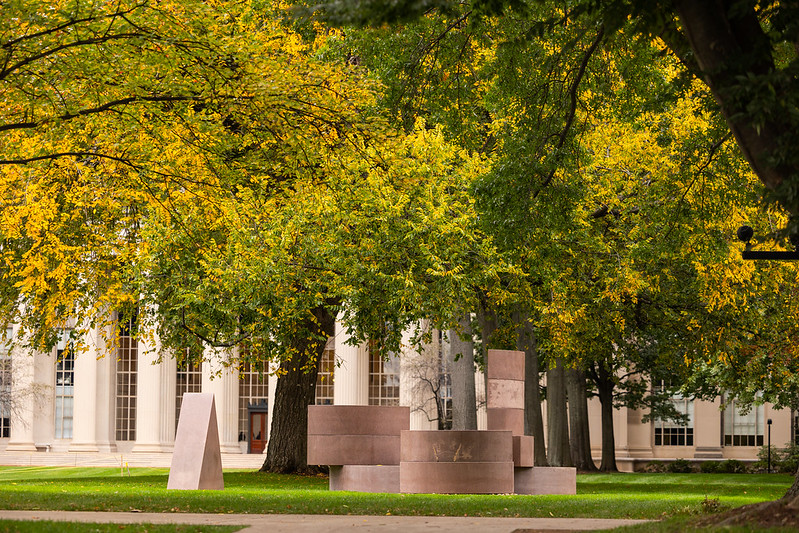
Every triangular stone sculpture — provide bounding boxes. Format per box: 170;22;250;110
167;392;224;490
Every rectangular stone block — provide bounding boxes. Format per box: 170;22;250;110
514;466;577;495
513;435;534;467
329;465;400;493
400;461;515;494
400;430;512;463
486;408;524;436
486;349;525;380
307;434;401;466
307;405;410;436
487;379;524;409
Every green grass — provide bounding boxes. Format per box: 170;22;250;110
0;467;792;521
0;521;240;533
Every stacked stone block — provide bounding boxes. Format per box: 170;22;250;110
307;405;409;493
306;349;576;495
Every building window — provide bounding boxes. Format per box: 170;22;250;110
654;393;694;446
0;328;12;438
115;315;137;441
315;337;335;405
175;355;202;430
54;330;74;439
368;344;400;406
793;409;799;445
724;397;764;447
238;359;269;444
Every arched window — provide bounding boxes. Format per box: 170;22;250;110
115;315;137;441
54;330;74;439
315;337;335;405
0;328;13;438
368;344;400;406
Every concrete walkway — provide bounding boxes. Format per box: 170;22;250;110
0;510;650;532
0;450;265;469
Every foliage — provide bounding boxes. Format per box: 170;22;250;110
717;460;747;475
0;0;513;368
667;459;694;474
756;443;799;474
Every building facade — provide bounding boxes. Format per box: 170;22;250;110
0;315;796;470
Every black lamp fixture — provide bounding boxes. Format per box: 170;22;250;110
767;418;773;473
737;225;799;260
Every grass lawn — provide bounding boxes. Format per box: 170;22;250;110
0;467;792;521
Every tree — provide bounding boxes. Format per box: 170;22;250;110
1;0;518;473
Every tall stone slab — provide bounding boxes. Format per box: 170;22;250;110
486;349;525;436
167;393;224;490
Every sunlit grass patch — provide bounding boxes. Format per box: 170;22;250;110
0;467;791;520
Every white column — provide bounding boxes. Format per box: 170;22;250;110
693;398;723;459
333;316;368;405
202;347;241;453
93;322;117;452
69;327;101;452
159;356;177;449
6;325;36;451
132;328;175;452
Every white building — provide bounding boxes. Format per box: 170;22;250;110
0;315;795;470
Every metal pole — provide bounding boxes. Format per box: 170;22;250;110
767;418;773;473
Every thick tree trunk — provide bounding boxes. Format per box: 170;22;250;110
476;302;497;361
261;305;335;473
785;468;799;503
514;309;547;466
546;358;573;467
566;368;596;471
449;314;477;430
595;368;617;472
674;1;795;210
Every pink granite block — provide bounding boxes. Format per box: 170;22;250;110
514;466;577;495
486;349;525;380
307;405;409;436
486;408;525;436
487;379;525;409
307;434;401;466
167;393;224;490
329;465;400;493
513;435;534;467
400;461;515;494
400;430;513;463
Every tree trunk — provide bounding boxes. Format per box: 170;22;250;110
785;468;799;503
594;365;618;473
514;309;547;466
476;302;497;361
566;368;596;471
261;305;335;473
674;1;795;211
449;314;477;430
546;357;573;467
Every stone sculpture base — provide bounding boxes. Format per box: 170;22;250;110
514;466;577;495
329;465;400;493
399;430;514;494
